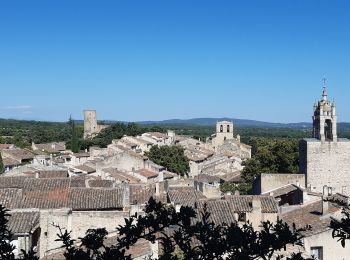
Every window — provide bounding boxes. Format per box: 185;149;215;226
310;247;323;260
238;213;246;222
220;125;223;132
227;125;230;132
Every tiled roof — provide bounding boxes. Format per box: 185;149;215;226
225;195;279;213
220;171;242;183
74;165;96;174
0;144;14;150
328;193;349;206
21;189;69;209
2;157;21;167
69;188;123;210
34;142;66;153
135;169;158;179
2;149;34;161
0;177;124;210
194;200;236;225
262;184;299;198
282;201;341;236
70;176;87;187
0;177;29;189
130;184;157;205
8;211;39;234
194;174;221;184
88;179;114;188
168;187;207;206
38;170;69;178
23;178;70;192
0;188;22;208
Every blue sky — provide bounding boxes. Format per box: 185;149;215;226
1;0;350;123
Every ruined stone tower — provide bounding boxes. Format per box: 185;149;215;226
300;83;350;195
312;86;337;142
83;110;98;139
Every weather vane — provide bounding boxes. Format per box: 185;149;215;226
322;77;327;89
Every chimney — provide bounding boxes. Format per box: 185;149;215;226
252;197;262;213
122;182;130;208
322;196;329;215
158;171;164;182
322;185;329;215
156;183;160;196
234;190;240;196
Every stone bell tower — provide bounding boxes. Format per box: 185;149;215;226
312;83;337;142
300;81;350;196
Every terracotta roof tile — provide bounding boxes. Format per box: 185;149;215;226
38;170;68;178
69;188;123;210
282;200;341;236
23;178;70;192
135;169;158;179
2;157;21;167
88;179;114;188
225;195;279;213
168;187;207;206
8;211;39;234
0;188;22;208
0;177;29;189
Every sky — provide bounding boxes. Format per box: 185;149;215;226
1;0;350;123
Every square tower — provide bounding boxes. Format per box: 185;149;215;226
211;121;234;149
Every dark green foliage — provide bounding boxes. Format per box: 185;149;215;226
145;145;190;176
0;118;82;148
240;138;299;193
0;205;15;259
55;198;309;260
0;153;4;174
331;209;350;248
220;182;251;195
66;117;80;153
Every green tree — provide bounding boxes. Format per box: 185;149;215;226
68;116;79;153
0;153;4;174
331;209;350;248
145;145;190;176
55;198;309;260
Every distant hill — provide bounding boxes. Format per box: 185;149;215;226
2;117;350;131
137;118;313;129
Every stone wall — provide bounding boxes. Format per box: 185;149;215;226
253;173;305;194
303;229;350;260
39;209;129;258
300;138;350;195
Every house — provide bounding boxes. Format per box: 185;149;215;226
7;210;40;258
32;142;66;154
281;198;350;260
2;148;34;166
0;176;130;258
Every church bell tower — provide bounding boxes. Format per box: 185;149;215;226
312;81;337;142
